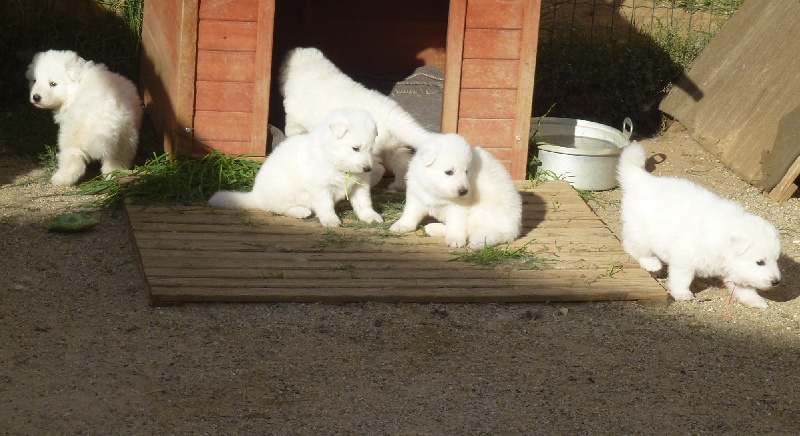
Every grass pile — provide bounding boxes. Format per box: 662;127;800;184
452;242;551;270
77;152;261;210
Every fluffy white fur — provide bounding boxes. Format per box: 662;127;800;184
26;50;142;186
279;47;434;191
618;142;782;308
209;108;382;228
390;133;522;249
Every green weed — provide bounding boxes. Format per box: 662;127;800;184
77;151;261;209
452;242;550;270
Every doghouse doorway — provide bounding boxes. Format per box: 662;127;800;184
268;0;451;137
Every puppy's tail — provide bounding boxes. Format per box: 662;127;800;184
208;190;261;210
617;141;648;188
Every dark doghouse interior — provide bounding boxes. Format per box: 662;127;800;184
269;0;450;132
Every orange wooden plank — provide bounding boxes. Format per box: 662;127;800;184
458;118;515;149
193;111;252;142
465;0;525;29
195;81;254;112
463;29;521;59
510;0;543;180
199;0;258;21
250;1;275;156
459;89;517;119
461;59;519;89
196;50;256;82
141;0;198;154
441;0;467;133
197;20;258;51
175;1;199;133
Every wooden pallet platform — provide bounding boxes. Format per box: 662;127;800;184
125;180;666;304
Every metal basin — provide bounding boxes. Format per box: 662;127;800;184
531;117;632;191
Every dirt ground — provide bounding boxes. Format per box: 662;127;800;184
1;123;799;434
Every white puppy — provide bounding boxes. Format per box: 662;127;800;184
618;142;782;308
208;108;382;228
390;133;522;249
26;50;142;186
279;47;434;191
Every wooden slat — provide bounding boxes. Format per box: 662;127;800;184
510;0;543;179
457;118;515;149
195;81;254;112
461;59;520;89
463;29;521;59
192;111;251;142
197;20;258;52
196;50;256;82
199;0;258;21
768;153;800;201
465;0;525;29
250;1;275;156
441;0;468;133
458;89;517;119
125;181;666;304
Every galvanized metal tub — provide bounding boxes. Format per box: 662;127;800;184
531;117;633;191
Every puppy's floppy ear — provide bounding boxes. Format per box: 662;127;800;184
65;54;87;83
416;143;438;166
730;233;753;256
26;52;43;80
328;121;349;139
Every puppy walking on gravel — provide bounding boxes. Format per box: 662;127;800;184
390;133;522;249
618;142;781;308
279;47;434;191
26;50;142;186
209;108;383;228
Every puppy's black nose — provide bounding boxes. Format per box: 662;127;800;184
771;279;780;286
458;188;468;197
363;166;371;173
32;94;41;103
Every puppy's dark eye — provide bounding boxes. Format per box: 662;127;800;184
445;170;453;176
49;82;57;87
756;260;766;266
352;146;360;152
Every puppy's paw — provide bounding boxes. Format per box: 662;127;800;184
469;241;487;250
638;257;663;272
359;211;384;224
285;206;313;219
734;288;769;309
386;180;405;192
390;221;416;233
318;216;341;228
669;289;695;302
51;170;80;186
445;237;468;248
423;223;446;237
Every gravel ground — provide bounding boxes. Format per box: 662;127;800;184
1;125;799;434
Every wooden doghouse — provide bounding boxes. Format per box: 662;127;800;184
140;0;541;179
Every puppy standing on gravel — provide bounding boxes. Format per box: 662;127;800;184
279;47;434;191
618;141;782;308
390;133;522;249
209;108;383;228
26;50;142;186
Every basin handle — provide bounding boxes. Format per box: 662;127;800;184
622;117;633;143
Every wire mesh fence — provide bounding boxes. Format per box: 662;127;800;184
540;0;742;48
533;0;742;136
